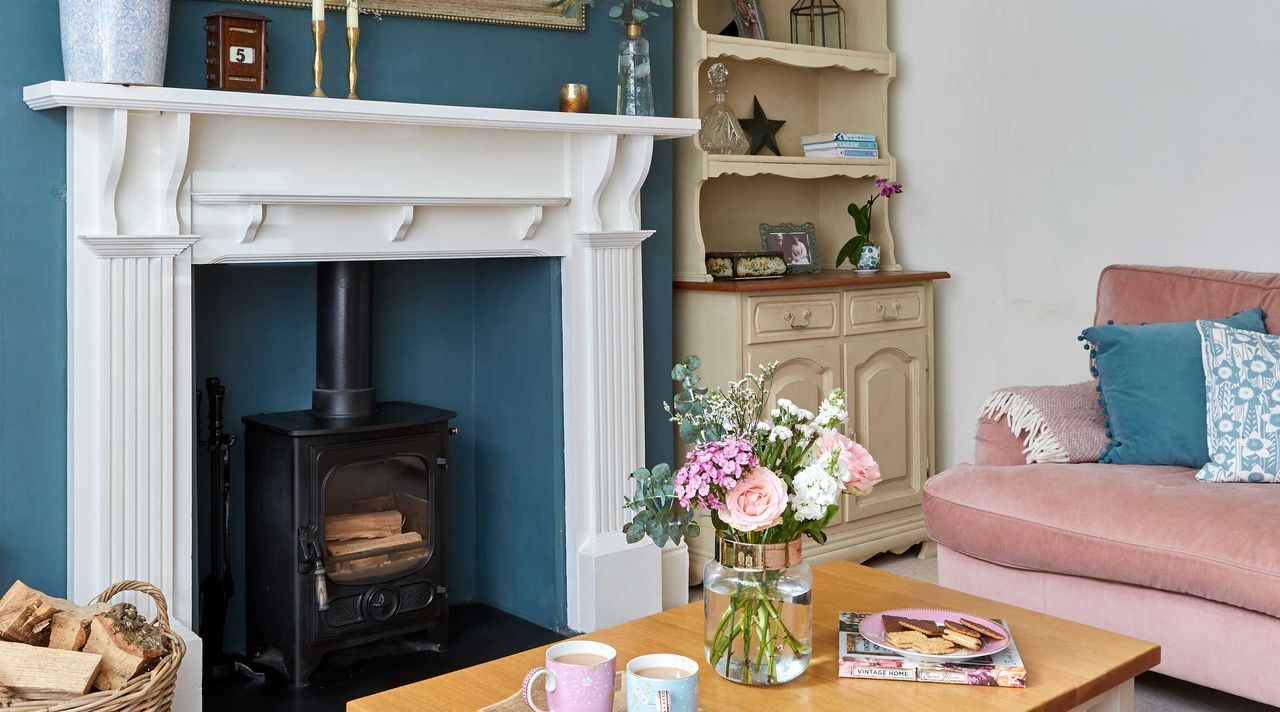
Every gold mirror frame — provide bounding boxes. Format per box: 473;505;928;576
228;1;586;31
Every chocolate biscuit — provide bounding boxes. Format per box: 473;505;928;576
899;618;944;636
960;618;1006;641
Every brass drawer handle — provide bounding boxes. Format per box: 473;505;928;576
783;308;812;329
876;300;902;320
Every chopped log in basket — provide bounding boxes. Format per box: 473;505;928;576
0;641;101;700
81;604;169;690
0;581;76;646
48;603;112;652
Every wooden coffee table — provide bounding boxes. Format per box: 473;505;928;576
348;561;1159;711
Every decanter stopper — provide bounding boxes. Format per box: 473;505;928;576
699;63;750;155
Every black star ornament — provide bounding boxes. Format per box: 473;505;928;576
739;96;786;156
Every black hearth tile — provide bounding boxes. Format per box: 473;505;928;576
203;603;565;712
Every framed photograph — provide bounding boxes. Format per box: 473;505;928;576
228;1;586;32
731;0;768;40
760;222;819;273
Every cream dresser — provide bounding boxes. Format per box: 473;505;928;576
675;270;948;580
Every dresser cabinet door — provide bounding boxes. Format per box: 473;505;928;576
841;331;929;522
744;342;840;416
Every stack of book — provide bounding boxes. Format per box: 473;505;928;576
837;612;1028;687
800;133;879;159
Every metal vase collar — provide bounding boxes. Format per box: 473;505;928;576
715;533;804;570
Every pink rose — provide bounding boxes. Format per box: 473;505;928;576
723;467;787;532
817;430;881;495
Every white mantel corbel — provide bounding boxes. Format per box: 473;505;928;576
26;81;698;710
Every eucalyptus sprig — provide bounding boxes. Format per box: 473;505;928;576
622;463;700;546
551;0;675;24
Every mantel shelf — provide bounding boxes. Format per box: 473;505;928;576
705;34;895;75
706;154;894;180
23;81;701;139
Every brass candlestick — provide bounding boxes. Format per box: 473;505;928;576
310;19;326;97
346;27;359;99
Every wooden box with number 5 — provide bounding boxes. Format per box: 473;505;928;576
205;9;271;92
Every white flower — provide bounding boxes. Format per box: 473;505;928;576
816;389;848;428
796;422;817;440
789;453;842;520
768;425;793;442
755;421;772;432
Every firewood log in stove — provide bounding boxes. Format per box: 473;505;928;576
324;510;403;541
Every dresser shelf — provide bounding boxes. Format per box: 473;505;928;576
705;34;895;75
674;270;950;293
707;154;894;180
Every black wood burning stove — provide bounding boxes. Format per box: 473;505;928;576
243;262;455;686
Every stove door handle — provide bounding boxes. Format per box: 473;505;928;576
313;562;329;612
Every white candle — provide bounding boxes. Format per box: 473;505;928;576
312;0;323;22
347;0;359;28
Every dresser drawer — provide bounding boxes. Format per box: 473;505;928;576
845;287;927;334
747;293;840;343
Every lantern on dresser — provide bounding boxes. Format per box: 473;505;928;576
789;0;845;49
204;9;271;92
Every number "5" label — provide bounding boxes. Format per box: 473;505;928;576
229;46;255;64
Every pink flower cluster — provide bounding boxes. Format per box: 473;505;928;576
674;438;758;511
874;177;904;198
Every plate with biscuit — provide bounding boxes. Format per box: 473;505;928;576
858;608;1011;662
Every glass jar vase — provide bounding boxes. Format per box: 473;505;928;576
703;534;813;685
616;23;654;116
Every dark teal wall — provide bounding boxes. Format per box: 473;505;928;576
0;2;68;597
0;0;674;636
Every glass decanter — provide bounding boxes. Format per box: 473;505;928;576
698;63;750;155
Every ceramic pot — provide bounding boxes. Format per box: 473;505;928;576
856;244;881;272
60;0;171;86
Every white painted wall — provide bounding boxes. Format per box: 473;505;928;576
891;0;1280;468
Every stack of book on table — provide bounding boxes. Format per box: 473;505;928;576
837;612;1028;687
801;132;879;159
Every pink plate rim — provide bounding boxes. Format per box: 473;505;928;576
858;607;1011;661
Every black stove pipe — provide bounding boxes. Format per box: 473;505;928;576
312;261;376;418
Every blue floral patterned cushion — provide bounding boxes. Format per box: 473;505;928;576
1196;321;1280;483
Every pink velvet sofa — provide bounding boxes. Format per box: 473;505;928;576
924;265;1280;707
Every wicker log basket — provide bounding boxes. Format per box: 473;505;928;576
0;581;186;712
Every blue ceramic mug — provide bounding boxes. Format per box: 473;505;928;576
625;654;699;712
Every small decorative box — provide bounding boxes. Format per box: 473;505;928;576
706;251;788;280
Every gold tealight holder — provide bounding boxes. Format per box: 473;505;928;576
559;83;589;113
310;19;325;97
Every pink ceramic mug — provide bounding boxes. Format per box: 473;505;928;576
522;640;617;712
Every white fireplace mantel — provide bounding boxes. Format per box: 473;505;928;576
25;80;697;708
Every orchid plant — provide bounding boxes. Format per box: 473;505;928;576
836;177;903;268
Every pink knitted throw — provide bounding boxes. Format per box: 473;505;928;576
979;382;1108;464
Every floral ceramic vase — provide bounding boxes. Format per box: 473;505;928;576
856;244;881;272
60;0;170;86
703;535;813;685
